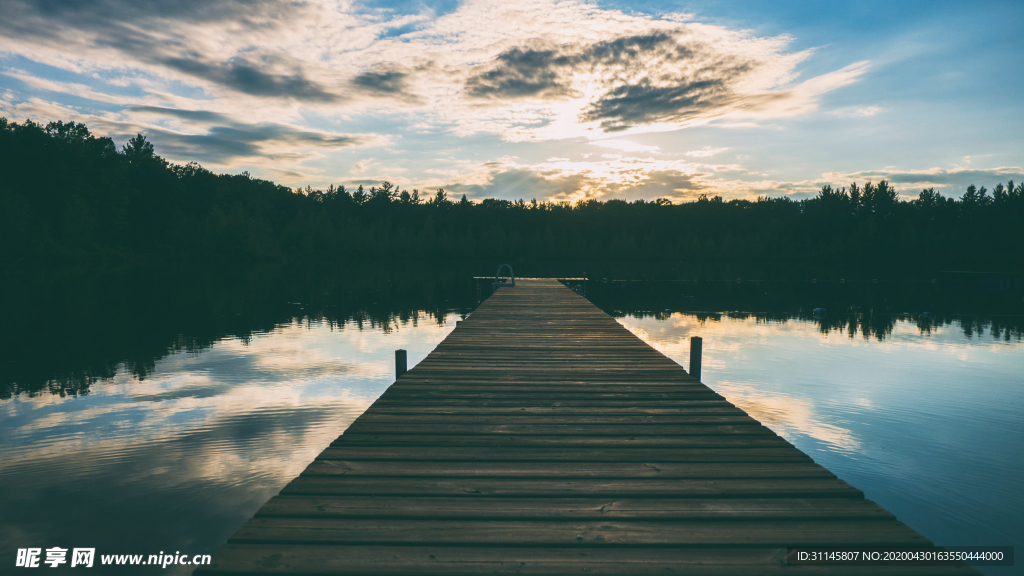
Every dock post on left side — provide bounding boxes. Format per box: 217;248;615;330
395;349;407;378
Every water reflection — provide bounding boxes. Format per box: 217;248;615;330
586;278;1024;342
1;265;476;399
2;272;1021;575
669;310;1024;343
617;311;1023;574
710;385;863;453
0;314;458;575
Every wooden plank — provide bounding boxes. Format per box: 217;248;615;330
330;435;795;447
369;399;735;407
343;424;772;436
255;496;893;520
368;403;745;412
353;414;758;424
299;461;836;478
377;391;727;400
383;377;706;386
370;399;731;408
382;384;711;392
229;517;928;546
316;446;815;462
279;476;864;498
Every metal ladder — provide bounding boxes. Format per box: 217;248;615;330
493;264;515;288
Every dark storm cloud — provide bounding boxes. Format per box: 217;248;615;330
465;31;765;131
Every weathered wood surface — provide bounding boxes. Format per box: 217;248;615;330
199;279;973;575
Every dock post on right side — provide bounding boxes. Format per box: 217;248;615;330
690;336;702;381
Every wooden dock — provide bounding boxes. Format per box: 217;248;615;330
199;279;973;575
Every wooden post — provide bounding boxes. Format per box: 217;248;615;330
689;336;702;381
395;349;407;379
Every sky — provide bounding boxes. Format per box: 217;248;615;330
1;0;1022;202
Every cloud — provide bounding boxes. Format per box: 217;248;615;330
157;57;340;102
0;0;888;194
447;168;589;201
128;105;232;124
120;107;380;164
463;31;736;117
441;154;735;203
0;0;862;137
820;166;1024;197
145;124;369;164
685;147;729;158
4;0;302;27
446;165;717;204
830;105;883;117
434;151;904;204
0;97;386;169
589;139;660;153
0;0;351;102
465;45;578;99
349;158;385;176
0;70;143;106
584;78;730;131
352;66;410;95
613;170;703;200
457;28;825;136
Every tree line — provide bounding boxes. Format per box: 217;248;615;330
2;118;1021;276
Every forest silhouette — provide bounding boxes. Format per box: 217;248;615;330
2;118;1022;277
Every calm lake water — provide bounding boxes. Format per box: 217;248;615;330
1;278;1021;574
0;311;460;574
618;312;1023;575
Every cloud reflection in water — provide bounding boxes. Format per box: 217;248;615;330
617;311;1024;555
0;315;455;575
